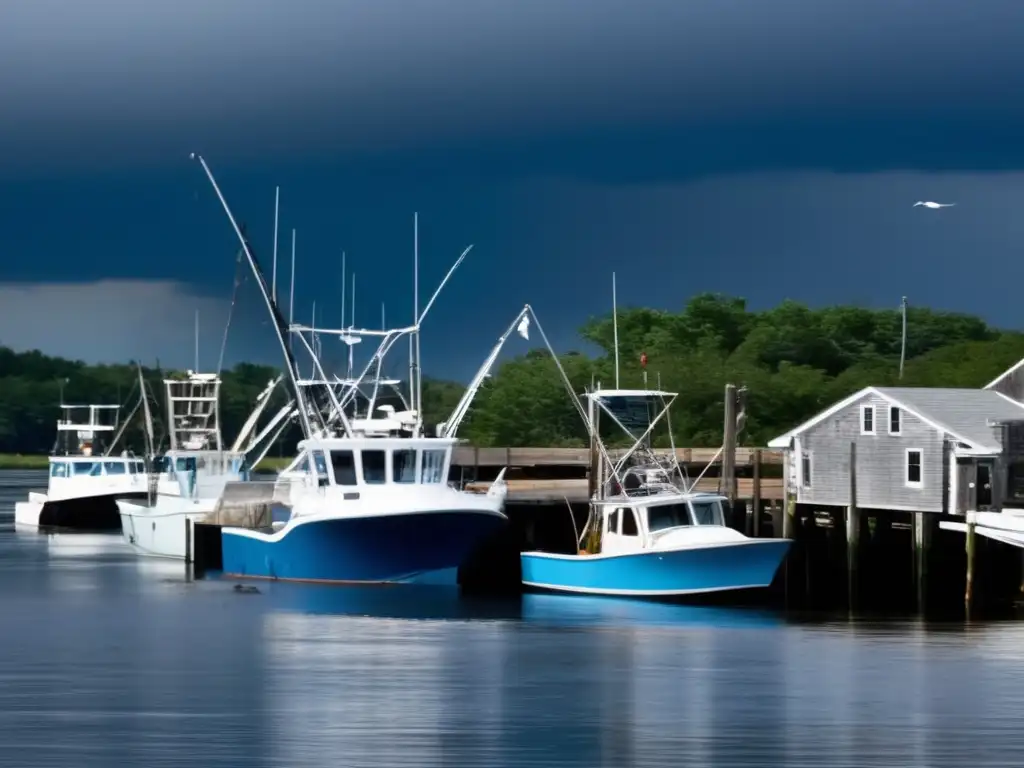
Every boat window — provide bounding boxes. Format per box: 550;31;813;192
647;502;692;532
393;449;417;483
50;462;69;478
311;450;329;487
330;450;358;486
72;462;96;476
103;461;126;475
607;508;620;534
298;454;310;474
362;450;387;484
420;449;447;484
621;508;639;536
690;500;723;526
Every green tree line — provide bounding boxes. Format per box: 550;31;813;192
2;294;1023;456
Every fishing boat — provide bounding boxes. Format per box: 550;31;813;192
191;152;510;585
516;273;791;600
116;369;293;559
519;387;792;599
14;403;149;530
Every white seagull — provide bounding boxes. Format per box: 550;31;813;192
913;201;956;209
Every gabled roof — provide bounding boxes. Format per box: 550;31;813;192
985;356;1024;391
767;386;1024;453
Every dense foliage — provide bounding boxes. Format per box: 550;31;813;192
2;294;1023;455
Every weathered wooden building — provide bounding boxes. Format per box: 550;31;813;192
768;386;1024;515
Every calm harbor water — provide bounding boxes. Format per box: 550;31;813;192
2;469;1024;767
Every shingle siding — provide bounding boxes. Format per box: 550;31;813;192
795;393;945;512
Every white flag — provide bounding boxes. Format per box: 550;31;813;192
516;315;530;340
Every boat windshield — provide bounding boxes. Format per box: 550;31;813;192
690;499;724;526
647;502;692;532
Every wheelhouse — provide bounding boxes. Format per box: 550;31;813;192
600;493;728;544
48;455;146;479
291;437;454;489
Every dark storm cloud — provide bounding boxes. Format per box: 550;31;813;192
3;0;1024;177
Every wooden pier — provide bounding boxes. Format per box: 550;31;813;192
452;445;784;504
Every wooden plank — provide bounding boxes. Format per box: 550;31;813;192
464;477;784;503
452;446;783;467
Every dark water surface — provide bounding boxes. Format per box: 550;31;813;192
2;469;1024;767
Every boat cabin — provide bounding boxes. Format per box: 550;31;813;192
597;492;728;555
49;455;146;479
290;437;454;489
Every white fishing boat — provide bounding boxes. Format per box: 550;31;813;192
116;369;293;559
193;152;511;585
14;403;149;531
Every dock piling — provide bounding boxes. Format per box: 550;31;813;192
965;519;976;614
847;442;859;610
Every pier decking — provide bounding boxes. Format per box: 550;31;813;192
452;446;784;503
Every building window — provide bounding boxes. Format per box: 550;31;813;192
861;405;875;435
801;452;812;488
906;449;923;488
889;406;901;435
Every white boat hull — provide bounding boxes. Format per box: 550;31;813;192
117;496;217;559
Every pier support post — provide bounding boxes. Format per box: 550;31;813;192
184;517;193;581
965;519;976;614
722;383;737;505
913;512;932;613
749;448;762;537
847;442;859;610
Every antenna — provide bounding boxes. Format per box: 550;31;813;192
899;296;908;380
341;251;346;329
612;271;620;389
413;212;422;433
271;186;279;302
382;302;386;330
351;272;356;328
289;228;296;328
194;309;199;371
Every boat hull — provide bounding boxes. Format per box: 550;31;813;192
221;510;507;586
520;538;792;598
118;497;216;559
15;491;148;532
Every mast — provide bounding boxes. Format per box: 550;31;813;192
289;228;297;329
612;272;620;389
271;186;279;302
194;309;199;371
413;212;422;435
190;153;314;438
899;295;908;380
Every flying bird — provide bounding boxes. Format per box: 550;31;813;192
913;201;956;209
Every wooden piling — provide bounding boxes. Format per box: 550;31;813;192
750;448;762;537
722;384;737;505
184;517;193;580
914;512;931;613
965;519;976;613
847;442;859;610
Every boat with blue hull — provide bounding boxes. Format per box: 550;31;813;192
517;379;792;599
521;495;791;597
192;152;519;588
220;436;508;585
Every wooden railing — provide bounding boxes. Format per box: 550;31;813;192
452;446;782;468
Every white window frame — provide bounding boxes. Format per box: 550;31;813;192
860;404;876;435
801;451;812;488
905;448;923;488
888;406;901;435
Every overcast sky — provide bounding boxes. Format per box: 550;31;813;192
3;0;1024;379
